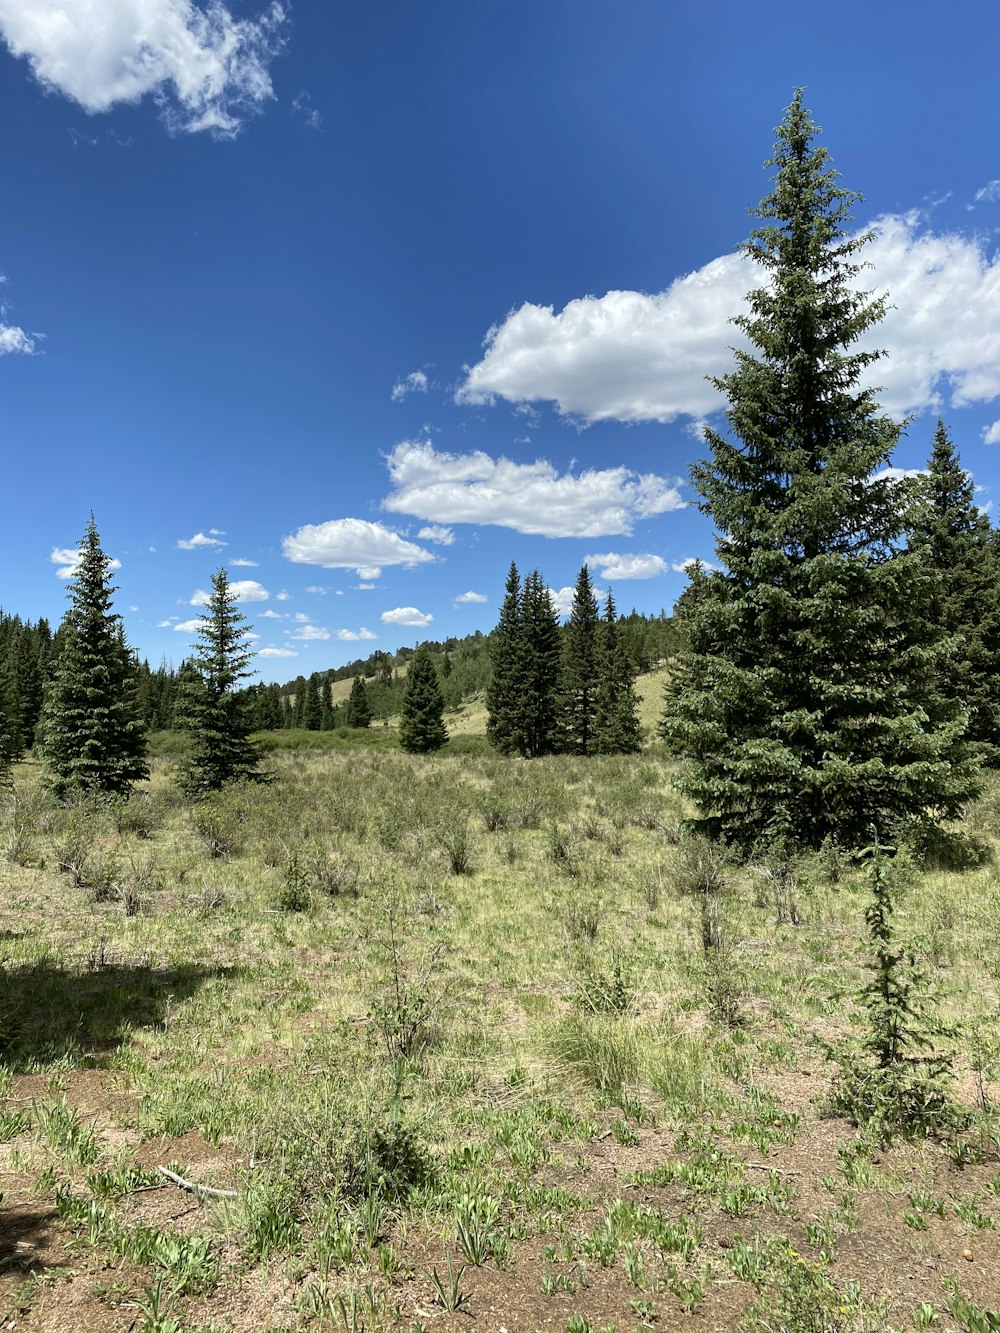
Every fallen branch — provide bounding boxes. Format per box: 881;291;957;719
157;1166;239;1200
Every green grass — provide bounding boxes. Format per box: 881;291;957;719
2;747;1000;1328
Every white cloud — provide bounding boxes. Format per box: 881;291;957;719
457;212;1000;425
282;517;435;575
173;618;203;632
975;181;1000;205
984;421;1000;445
454;590;488;604
584;552;668;581
671;557;716;574
305;584;327;594
0;322;35;354
230;556;258;566
156;618;176;628
51;545;121;579
0;0;287;138
381;606;433;628
291;89;321;131
356;582;377;591
417;524;455;546
190;578;268;605
384;439;684;539
177;530;226;550
259;645;297;658
274;590;289;600
291;624;330;641
337;627;377;641
871;466;928;482
293;612;310;622
548;586;576;617
391;369;429;401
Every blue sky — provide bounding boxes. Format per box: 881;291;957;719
2;1;1000;681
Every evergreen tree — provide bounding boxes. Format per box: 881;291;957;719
594;591;642;754
520;570;562;758
399;645;447;753
302;672;323;730
486;562;527;755
560;563;601;754
175;569;266;795
911;421;1000;766
346;674;372;728
662;92;978;850
39;518;149;797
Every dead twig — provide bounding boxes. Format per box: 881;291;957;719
157;1166;239;1200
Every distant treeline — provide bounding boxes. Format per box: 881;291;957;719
0;605;680;747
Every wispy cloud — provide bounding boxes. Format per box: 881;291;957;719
391;369;429;402
0;0;288;138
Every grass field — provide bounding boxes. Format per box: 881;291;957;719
2;743;1000;1332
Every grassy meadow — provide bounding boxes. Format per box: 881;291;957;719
2;734;1000;1332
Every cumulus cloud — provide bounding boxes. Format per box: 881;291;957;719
282;517;435;576
177;530;226;550
190;579;268;605
258;608;283;618
291;624;330;641
457;212;1000;425
417;524;455;546
454;590;488;604
230;556;258;566
305;584;327;594
51;545;121;579
337;627;377;641
383;439;684;539
871;466;928;482
584;552;668;581
381;606;433;628
671;557;716;574
156;618;177;628
259;645;297;658
0;0;288;137
391;369;429;401
984;421;1000;445
172;618;203;632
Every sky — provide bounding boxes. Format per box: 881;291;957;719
2;1;1000;681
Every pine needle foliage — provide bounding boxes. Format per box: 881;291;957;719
560;563;601;755
175;568;266;795
593;591;642;755
520;570;562;758
661;91;979;850
39;517;148;798
911;420;1000;766
399;646;447;753
486;562;527;756
346;675;373;729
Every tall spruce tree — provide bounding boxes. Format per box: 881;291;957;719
662;92;978;850
399;646;447;753
594;591;642;754
520;570;562;758
302;672;323;731
486;562;526;755
175;569;266;795
911;421;1000;766
39;518;149;797
346;674;372;728
560;563;601;754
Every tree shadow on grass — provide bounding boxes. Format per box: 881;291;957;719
0;1204;62;1278
0;958;241;1071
